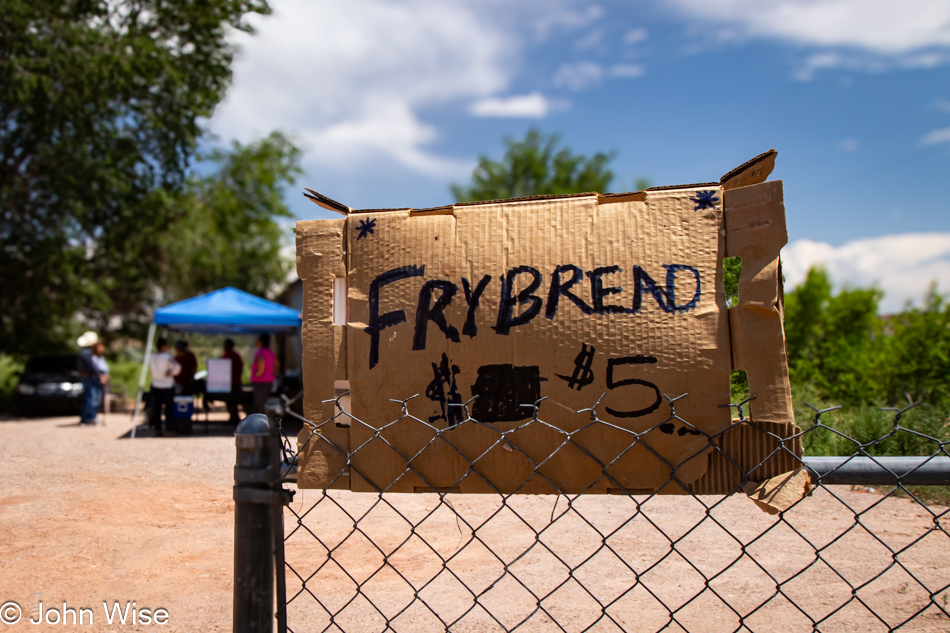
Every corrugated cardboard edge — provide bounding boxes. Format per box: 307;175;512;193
742;468;812;514
688;421;802;495
299;147;776;217
295;219;349;489
724;180;794;426
719;149;777;191
303;188;351;215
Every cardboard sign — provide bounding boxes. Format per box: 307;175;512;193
295;150;797;494
206;358;232;393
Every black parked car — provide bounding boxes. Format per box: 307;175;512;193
13;354;85;417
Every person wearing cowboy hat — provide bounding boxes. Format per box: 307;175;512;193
76;331;104;425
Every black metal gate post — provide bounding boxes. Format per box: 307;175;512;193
266;399;291;633
233;414;275;633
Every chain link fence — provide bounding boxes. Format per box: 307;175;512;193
250;392;950;632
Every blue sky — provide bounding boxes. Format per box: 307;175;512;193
208;0;950;311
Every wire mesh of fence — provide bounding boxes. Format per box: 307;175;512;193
273;392;950;632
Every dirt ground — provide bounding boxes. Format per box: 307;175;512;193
0;414;237;632
285;486;950;632
0;414;947;632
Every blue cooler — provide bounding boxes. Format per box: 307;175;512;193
173;396;194;418
172;396;194;435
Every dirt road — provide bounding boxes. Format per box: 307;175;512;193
0;416;235;632
0;415;947;632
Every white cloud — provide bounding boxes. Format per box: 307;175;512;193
793;49;950;80
919;127;950;147
792;52;845;80
782;234;950;312
609;63;645;78
469;92;556;118
669;0;950;53
535;5;604;39
209;0;514;178
575;29;604;51
667;0;950;75
553;62;604;90
623;27;649;45
838;138;859;152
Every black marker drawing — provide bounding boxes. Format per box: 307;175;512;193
632;265;670;313
470;364;542;423
546;264;593;318
556;343;596;391
632;264;701;314
363;261;702;369
660;421;702;436
356;218;377;240
425;353;463;427
587;266;627;314
662;264;702;313
461;275;492;337
413;279;461;351
604;356;662;419
690;190;719;212
365;265;425;369
493;266;543;335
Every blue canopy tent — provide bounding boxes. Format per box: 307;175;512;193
131;287;302;437
153;286;302;333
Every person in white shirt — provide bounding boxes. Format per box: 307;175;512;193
149;337;181;436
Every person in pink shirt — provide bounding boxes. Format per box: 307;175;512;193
251;333;278;414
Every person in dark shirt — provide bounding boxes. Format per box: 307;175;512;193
174;340;198;395
76;331;102;425
222;338;245;423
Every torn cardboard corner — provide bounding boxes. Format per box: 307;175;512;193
687;420;802;495
295;149;800;495
743;468;813;515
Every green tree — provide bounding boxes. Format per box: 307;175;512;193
452;129;615;202
722;256;742;307
0;0;270;355
162;132;301;302
879;285;950;407
784;267;834;373
784;267;883;404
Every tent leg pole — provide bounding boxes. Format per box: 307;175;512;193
131;323;157;440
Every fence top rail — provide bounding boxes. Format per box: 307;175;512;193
280;456;950;488
804;455;950;486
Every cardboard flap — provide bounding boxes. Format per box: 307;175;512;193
688;420;802;495
303;189;351;215
725;180;794;425
743;468;812;514
296;219;349;489
720;149;777;191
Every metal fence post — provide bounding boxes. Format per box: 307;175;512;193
265;398;290;633
233;414;274;633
